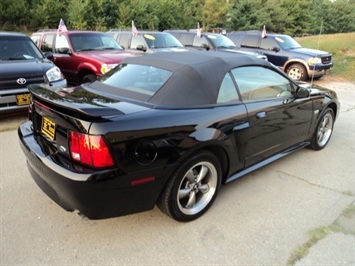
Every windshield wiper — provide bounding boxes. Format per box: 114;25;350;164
76;48;98;52
100;47;117;50
6;57;26;60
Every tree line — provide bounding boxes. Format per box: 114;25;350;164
1;0;354;36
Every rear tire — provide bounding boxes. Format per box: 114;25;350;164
158;151;221;222
287;63;307;81
308;108;335;150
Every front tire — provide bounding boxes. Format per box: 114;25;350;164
308;108;335;150
287;63;308;81
82;74;97;84
158;151;221;222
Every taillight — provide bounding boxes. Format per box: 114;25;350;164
69;131;114;168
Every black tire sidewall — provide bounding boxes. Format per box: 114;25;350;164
82;74;96;84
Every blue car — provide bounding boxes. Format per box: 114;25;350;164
227;31;333;81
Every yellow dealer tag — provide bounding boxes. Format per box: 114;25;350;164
144;34;155;40
275;37;284;43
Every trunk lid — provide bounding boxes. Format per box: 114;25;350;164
28;83;149;166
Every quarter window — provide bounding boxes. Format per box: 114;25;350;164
231;66;293;100
217;73;239;103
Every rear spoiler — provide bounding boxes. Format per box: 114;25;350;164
29;84;124;119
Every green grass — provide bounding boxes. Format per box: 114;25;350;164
287;203;355;265
297;32;355;81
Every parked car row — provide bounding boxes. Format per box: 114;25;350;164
1;28;333;115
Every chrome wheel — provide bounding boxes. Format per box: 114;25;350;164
317;112;333;147
158;151;221;222
309;108;335;150
177;161;218;215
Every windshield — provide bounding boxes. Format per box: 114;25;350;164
143;33;184;49
0;35;43;60
274;35;302;49
69;33;124;52
207;34;236;48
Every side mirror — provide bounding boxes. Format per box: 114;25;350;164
201;43;210;51
296;87;310;98
43;52;54;60
136;45;147;52
272;46;280;52
57;47;71;54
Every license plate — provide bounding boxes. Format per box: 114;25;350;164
16;93;30;105
325;69;331;75
42;117;56;140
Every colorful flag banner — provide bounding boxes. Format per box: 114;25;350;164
57;18;68;35
261;25;267;38
132;20;139;36
197;22;202;38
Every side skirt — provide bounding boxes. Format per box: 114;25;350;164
225;141;310;184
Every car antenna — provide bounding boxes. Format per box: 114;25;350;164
311;21;323;85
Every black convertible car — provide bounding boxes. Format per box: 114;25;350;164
18;51;339;222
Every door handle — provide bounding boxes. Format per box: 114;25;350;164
256;111;266;118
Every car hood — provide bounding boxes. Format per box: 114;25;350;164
77;50;140;64
0;59;54;78
290;47;332;57
297;81;338;98
154;47;189;52
217;48;267;60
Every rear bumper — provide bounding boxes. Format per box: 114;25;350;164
18;120;171;219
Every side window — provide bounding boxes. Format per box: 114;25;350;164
217;73;239;103
227;34;241;44
231;66;293;101
118;33;131;49
193;36;209;48
55;34;69;53
260;37;278;50
240;35;259;48
131;35;145;49
179;33;194;46
42;34;55;52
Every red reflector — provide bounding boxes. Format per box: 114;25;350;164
131;176;155;186
34;100;51;111
69;131;114;168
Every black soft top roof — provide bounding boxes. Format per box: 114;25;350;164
121;51;269;106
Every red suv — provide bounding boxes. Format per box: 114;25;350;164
31;30;139;85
